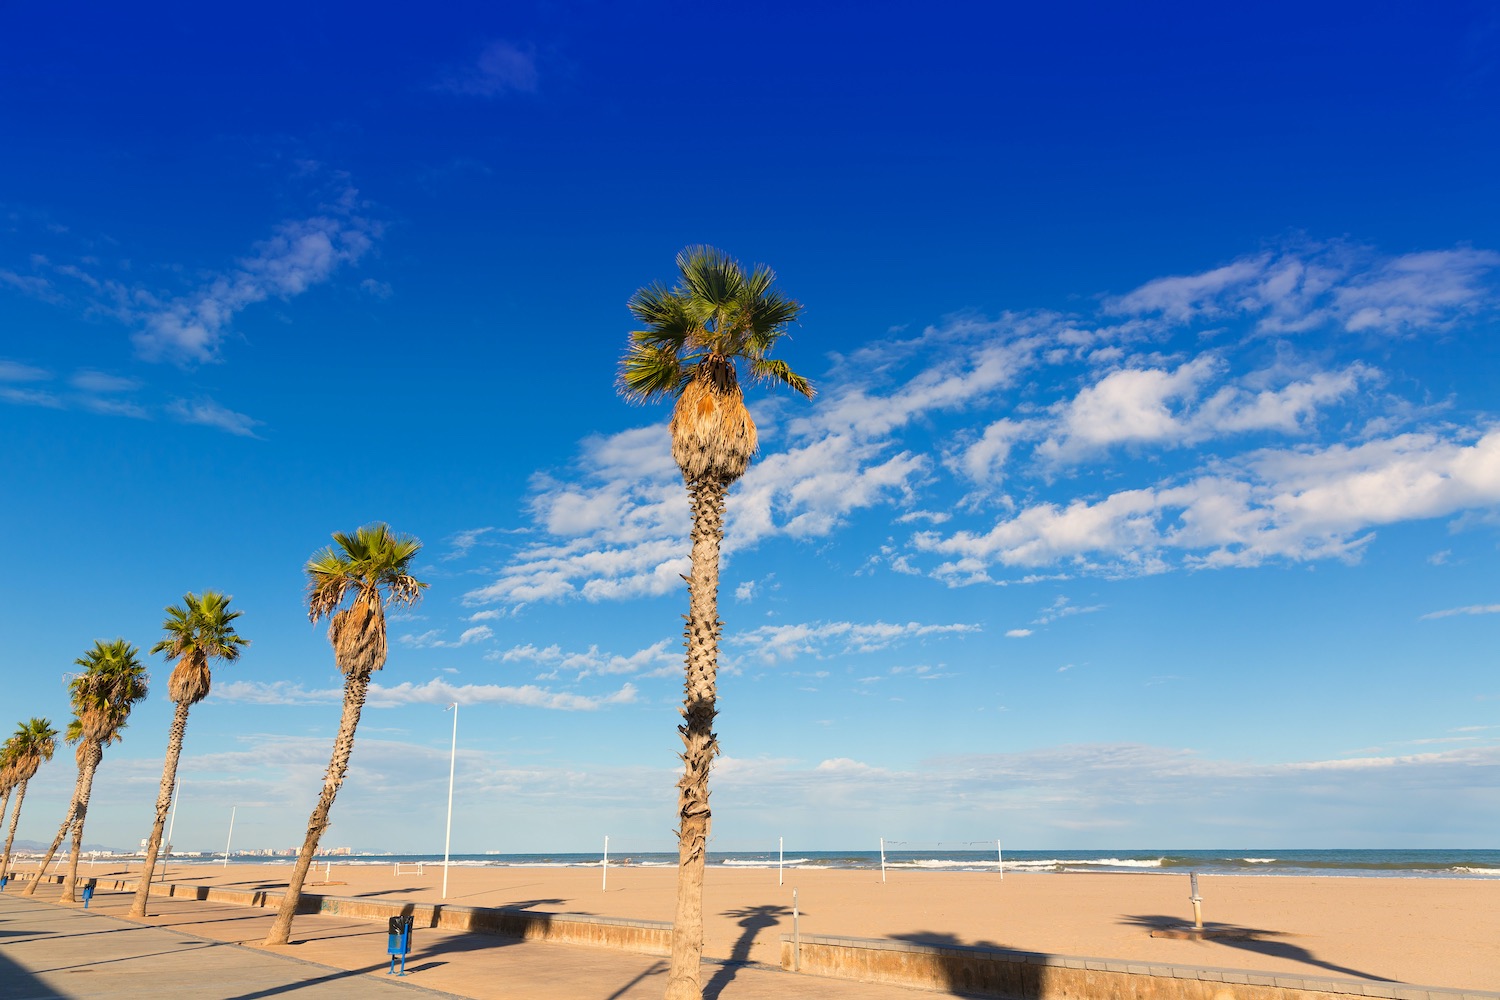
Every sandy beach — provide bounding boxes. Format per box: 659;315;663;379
54;859;1499;991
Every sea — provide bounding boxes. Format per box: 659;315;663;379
164;848;1500;879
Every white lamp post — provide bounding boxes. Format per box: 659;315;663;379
443;703;458;900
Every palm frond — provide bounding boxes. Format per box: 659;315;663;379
617;343;689;402
676;245;745;309
627;284;694;346
748;358;816;398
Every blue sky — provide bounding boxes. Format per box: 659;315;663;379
3;2;1498;856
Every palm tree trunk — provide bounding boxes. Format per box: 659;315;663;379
665;479;727;1000
2;779;30;880
60;743;103;902
22;748;91;897
0;787;11;861
130;700;189;917
263;672;370;945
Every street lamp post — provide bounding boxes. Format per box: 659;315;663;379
443;703;457;900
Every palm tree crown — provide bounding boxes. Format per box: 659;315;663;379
5;719;57;782
618;245;813;484
70;640;149;743
305;523;426;679
151;591;249;706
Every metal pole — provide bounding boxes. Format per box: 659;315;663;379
880;837;886;884
792;887;800;972
161;780;180;882
443;703;457;901
222;806;236;867
602;836;608;892
1190;872;1203;929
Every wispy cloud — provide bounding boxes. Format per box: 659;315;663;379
3;183;380;369
400;625;494;649
730;620;979;664
167;398;263;438
211;677;636;711
1421;603;1500;620
209;680;343;705
493;639;678;679
133;202;378;365
1107;243;1499;336
445;527;495;561
437;40;540;98
366;678;636;710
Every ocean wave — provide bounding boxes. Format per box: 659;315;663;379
1007;857;1165;870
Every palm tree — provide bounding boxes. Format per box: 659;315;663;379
26;640;148;901
130;592;248;917
1;718;59;881
263;523;426;945
617;246;813;1000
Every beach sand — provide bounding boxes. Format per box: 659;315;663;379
63;860;1500;991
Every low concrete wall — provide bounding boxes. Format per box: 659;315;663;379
781;934;1499;1000
10;870;670;956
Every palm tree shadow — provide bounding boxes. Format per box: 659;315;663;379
1120;914;1394;982
702;904;789;998
890;931;1009;951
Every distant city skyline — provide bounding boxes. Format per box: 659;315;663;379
2;2;1497;855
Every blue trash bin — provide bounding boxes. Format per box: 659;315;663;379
387;915;413;975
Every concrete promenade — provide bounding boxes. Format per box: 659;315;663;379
0;879;942;999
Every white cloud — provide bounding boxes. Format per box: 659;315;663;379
0;360;51;382
1108;244;1499;337
735;580;757;602
167;398;263;438
210;680;343;705
915;429;1500;581
1005;628;1033;638
1036;356;1367;465
438;40;540;98
400;625;493;648
132;201;378;365
464;239;1500;603
445;527;495;561
210;677;636;711
366;679;636;711
1421;603;1500;620
730;620;979;663
494;639;678;679
69;369;140;393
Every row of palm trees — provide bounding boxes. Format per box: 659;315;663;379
0;528;421;940
1;247;803;1000
0;596;245;911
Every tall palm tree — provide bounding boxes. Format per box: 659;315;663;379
263;523;426;946
0;742;16;867
26;640;148;901
130;592;248;917
617;245;813;1000
1;718;59;881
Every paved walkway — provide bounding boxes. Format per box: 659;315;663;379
0;881;947;1000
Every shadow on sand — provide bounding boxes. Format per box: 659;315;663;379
1118;914;1394;982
